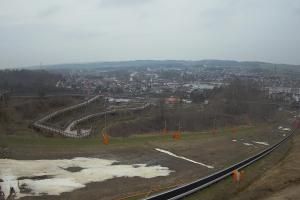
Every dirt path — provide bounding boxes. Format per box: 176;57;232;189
233;130;300;200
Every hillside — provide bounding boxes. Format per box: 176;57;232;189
0;69;69;95
28;60;300;72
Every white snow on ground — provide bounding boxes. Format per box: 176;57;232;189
243;143;253;146
253;141;270;146
232;139;269;147
278;126;291;131
0;157;172;199
155;148;214;169
233;140;269;147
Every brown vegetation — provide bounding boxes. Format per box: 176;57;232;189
0;96;83;136
106;79;278;137
0;69;71;95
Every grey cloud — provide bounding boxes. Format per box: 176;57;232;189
37;5;61;18
65;31;107;40
99;0;154;7
1;0;300;68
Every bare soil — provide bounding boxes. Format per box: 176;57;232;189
1;125;284;200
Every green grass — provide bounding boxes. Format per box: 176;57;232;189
0;125;261;149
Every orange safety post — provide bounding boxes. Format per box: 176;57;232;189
232;170;244;183
102;133;110;145
172;131;181;140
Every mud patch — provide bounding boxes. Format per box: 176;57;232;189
61;167;85;172
19;183;32;194
18;175;54;181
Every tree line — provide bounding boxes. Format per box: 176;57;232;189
0;69;70;95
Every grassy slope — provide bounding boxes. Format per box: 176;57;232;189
182;131;296;200
0;125;263;148
0;125;273;161
232;129;300;200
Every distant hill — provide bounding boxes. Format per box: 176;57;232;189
28;59;300;72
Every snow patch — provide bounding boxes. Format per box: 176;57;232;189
243;143;253;146
0;157;172;199
253;141;270;146
155;148;214;169
278;126;291;131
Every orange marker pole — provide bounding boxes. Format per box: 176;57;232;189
172;131;181;140
232;170;241;183
102;133;110;145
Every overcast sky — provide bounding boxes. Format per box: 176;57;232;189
1;0;300;68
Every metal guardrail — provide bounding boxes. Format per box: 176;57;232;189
36;95;101;123
65;103;151;135
144;127;296;200
32;95;151;138
32;95;101;138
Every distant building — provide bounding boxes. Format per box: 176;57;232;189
265;87;300;102
165;96;180;104
106;97;130;103
182;99;192;104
